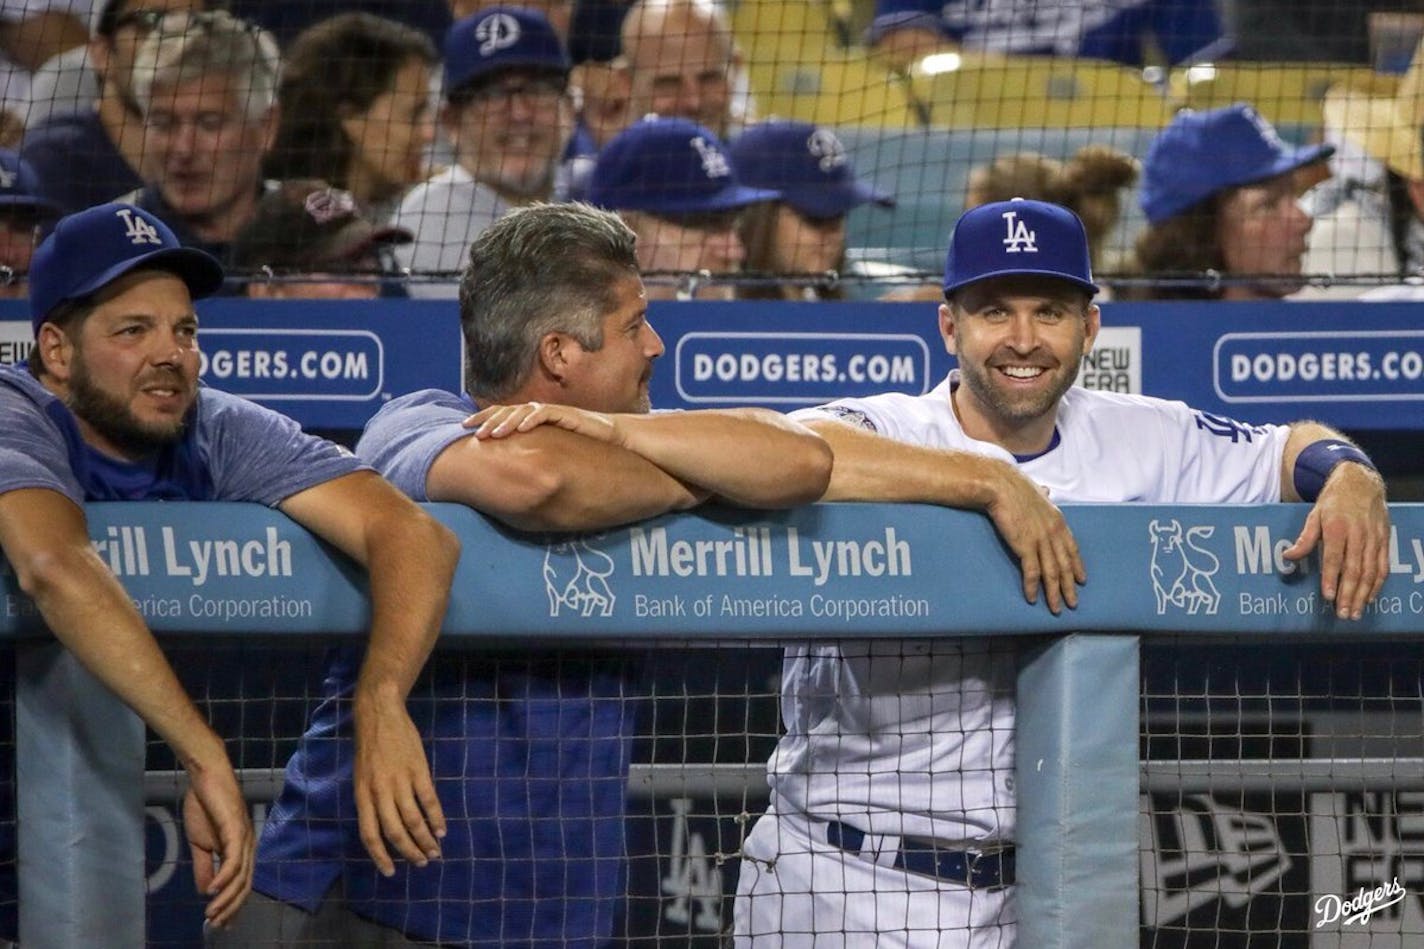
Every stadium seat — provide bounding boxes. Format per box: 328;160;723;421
1169;62;1398;128
732;0;918;127
905;53;1175;129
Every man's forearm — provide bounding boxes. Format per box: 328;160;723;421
612;408;832;508
354;511;459;700
0;491;228;772
806;418;1007;508
429;426;704;532
17;549;227;768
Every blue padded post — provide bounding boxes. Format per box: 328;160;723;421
16;642;145;948
1015;634;1139;949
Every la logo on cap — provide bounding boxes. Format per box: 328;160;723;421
807;129;846;172
1001;209;1037;254
116;207;161;246
690;136;729;179
475;12;521;56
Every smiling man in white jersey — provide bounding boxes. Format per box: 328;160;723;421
733;198;1391;947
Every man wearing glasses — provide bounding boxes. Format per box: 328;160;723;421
391;6;575;299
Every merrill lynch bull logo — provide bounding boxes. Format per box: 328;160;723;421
1149;519;1221;615
543;538;616;617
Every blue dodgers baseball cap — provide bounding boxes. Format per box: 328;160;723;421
28;202;225;332
443;6;569;97
588;116;780;215
0;150;59;217
942;198;1099;297
728;120;895;218
1139;103;1334;224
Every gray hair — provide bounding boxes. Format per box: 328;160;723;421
459;202;641;402
132;11;281;124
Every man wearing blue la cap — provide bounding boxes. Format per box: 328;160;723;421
1133;103;1332;301
589;115;778;299
729;120;896;301
734;198;1389;947
0;202;459;936
391;6;575;299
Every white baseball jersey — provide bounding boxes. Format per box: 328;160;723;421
771;371;1289;845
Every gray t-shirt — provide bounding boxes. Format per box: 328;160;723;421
0;364;365;504
355;388;476;497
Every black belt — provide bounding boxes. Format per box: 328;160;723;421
824;820;1016;890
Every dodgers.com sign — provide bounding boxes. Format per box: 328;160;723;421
1214;331;1424;403
4;297;1424;431
198;328;384;400
0;298;462;429
675;331;930;403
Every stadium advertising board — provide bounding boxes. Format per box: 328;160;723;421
0;299;1418;430
0;298;463;429
3;502;1424;638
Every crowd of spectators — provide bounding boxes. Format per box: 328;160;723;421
0;1;1419;299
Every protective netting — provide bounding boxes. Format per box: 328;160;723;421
4;1;1424;302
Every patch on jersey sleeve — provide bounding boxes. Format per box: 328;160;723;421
818;405;879;432
1193;411;1270;443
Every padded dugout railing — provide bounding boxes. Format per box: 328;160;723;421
7;501;1424;947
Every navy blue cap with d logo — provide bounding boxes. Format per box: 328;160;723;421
443;6;569;96
28;202;226;333
942;198;1098;297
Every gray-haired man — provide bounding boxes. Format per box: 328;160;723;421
122;10;280;261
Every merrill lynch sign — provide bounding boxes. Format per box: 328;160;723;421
1;503;1422;640
451;503;1424;640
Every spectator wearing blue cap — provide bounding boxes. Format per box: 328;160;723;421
1132;103;1332;301
734;197;1389;947
729;120;895;301
0;150;59;299
1;201;458;937
589;115;777;299
390;6;574;299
